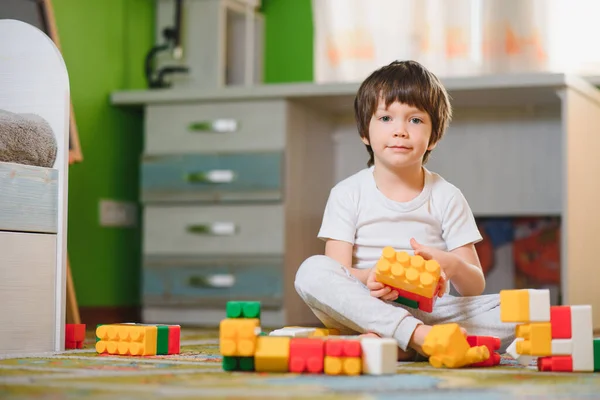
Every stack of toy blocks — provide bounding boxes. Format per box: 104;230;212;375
219;301;398;375
422;323;493;368
500;288;600;372
65;324;86;349
95;323;180;356
375;246;442;312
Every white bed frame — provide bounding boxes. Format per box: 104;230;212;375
0;19;69;354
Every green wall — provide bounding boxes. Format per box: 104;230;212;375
54;0;314;309
53;0;154;307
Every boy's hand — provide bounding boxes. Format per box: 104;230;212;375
366;266;399;302
410;238;454;297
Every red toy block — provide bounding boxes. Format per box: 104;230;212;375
538;356;573;372
395;287;438;313
466;335;501;367
65;324;86;349
325;339;362;358
289;338;325;373
550;306;572;339
168;325;181;354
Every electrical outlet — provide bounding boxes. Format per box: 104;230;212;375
99;199;137;228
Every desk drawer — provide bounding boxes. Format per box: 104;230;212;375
145;100;286;154
141;152;282;203
144;204;284;255
142;255;283;307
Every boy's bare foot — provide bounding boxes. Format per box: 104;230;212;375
359;332;416;361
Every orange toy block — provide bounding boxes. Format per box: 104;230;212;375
254;336;290;372
516;323;552;356
219;318;260;357
324;339;362;375
423;323;490;368
65;324;86;349
96;324;157;356
466;335;501;367
375;247;441;299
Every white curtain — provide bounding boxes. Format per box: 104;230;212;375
313;0;600;82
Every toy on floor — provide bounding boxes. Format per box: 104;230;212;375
220;301;398;375
95;323;180;356
65;324;86;349
500;288;600;372
421;323;492;368
375;246;443;312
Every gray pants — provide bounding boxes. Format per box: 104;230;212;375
294;255;515;353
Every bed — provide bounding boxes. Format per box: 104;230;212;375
0;19;70;354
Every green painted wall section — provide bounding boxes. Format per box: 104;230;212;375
53;0;314;308
262;0;313;83
53;0;154;307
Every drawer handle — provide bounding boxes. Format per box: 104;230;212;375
187;222;238;236
188;274;236;288
188;119;238;133
186;170;236;183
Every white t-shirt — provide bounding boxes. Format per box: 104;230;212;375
318;167;482;270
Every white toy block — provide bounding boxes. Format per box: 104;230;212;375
570;305;594;372
360;338;397;375
551;339;573;355
528;289;551;322
269;327;316;337
507;338;535;366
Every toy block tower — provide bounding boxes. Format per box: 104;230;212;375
500;289;597;372
375;246;442;312
95;323;180;356
220;301;261;371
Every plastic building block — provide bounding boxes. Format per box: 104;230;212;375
254;336;291;372
96;324;158;356
289;338;325;373
466;335;501;367
570;305;594;372
422;323;490;368
219;318;260;357
394;295;419;309
167;325;181;354
65;324;86;349
311;328;339;337
551;339;573;355
360;337;398;375
324;339;362;375
594;339;600;372
538;356;573;372
550;306;572;339
223;356;254;371
515;323;552;356
269;327;316;337
375;247;441;299
394;287;438;313
226;301;261;319
506;338;535;366
499;289;550;323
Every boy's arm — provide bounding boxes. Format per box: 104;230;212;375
410;238;485;296
325;239;371;284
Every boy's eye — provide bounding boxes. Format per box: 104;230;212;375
410;117;423;124
379;116;391;122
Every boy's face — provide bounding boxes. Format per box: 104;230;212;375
363;99;435;170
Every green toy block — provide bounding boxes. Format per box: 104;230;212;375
594;338;600;371
222;356;254;371
156;325;170;355
394;296;419;309
226;301;261;319
95;324;104;343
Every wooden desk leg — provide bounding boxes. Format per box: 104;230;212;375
66;255;81;324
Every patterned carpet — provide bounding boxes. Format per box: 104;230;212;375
1;328;600;399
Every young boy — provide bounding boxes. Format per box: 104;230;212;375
294;60;515;359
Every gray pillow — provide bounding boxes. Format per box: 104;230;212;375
0;109;57;168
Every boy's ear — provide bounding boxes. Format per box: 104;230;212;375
427;137;438;151
361;136;370;146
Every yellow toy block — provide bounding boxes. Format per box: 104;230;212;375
500;289;530;322
324;356;362;375
254;336;291;372
515;323;552;356
375;247;441;298
422;323;490;368
219;318;260;357
96;324;157;356
311;328;340;337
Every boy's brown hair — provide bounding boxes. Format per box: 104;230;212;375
353;60;452;167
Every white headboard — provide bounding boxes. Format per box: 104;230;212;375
0;19;70;351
